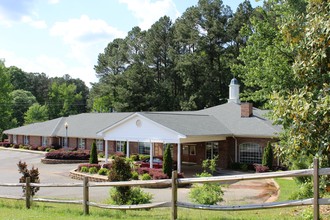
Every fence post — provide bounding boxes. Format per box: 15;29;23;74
171;171;178;220
83;177;89;215
25;177;31;209
313;158;319;220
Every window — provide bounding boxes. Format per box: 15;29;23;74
138;142;150;155
189;145;196;155
206;142;219;159
96;139;103;151
23;136;29;145
13;135;17;144
239;143;262;164
78;138;85;149
116;141;125;152
42;137;48;146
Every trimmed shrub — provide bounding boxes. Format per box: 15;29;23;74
139;155;150;161
141;173;152;180
130;154;140;161
89;142;98;164
163;144;173;178
108;187;152;205
131;171;139;180
29;146;39;151
78;163;101;172
89;167;98;174
98;168;109;176
46;150;90;160
80;166;89;173
108;156;133;205
108;156;132;182
262;142;273;170
38;146;47;151
98;152;105;158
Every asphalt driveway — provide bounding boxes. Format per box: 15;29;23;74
0;148;278;204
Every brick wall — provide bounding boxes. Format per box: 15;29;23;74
29;136;41;146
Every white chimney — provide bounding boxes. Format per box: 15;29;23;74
228;78;240;104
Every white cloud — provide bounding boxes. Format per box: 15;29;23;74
49;15;126;75
50;15;125;44
21;16;47;29
119;0;180;30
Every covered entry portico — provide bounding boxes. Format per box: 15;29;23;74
97;113;227;173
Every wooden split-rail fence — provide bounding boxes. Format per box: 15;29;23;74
0;158;329;220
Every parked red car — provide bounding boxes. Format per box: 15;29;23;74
135;157;163;169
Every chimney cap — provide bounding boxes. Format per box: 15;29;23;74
230;78;239;85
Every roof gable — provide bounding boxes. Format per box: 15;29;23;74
98;113;186;143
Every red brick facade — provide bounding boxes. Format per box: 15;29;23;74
6;134;276;169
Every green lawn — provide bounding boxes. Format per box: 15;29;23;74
0;178;328;220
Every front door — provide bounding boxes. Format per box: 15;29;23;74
206;142;219;159
182;144;197;163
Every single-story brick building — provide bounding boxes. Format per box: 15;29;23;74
3;78;281;173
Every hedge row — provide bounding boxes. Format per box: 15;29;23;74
45;150;90;160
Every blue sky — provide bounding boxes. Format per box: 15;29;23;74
0;0;262;87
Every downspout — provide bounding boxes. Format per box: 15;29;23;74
233;136;238;163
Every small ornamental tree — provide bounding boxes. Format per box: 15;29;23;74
262;142;273;170
17;161;40;197
108;156;132;204
89;142;98;164
163;144;173;178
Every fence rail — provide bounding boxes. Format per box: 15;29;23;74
0;158;329;220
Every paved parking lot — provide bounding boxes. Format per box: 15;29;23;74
0;148;278;204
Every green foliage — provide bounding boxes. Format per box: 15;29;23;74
270;0;330;169
10;89;37;126
131;171;139;180
47;81;83;119
163;144;173;178
24;103;48;125
108;187;152;205
141;173;152;181
202;155;218;175
89;142;98;164
98;168;109;176
109;157;132;181
0;61;14;135
80;166;89;173
89;167;98;174
108;156;133;205
17;161;40;197
190;157;223;205
190;172;223;205
262;142;274;169
289;182;313;200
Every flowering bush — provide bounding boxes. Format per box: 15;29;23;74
45;150;90;160
253;163;269;173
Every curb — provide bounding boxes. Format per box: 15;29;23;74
0;146;47;155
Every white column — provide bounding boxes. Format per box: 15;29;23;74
126;140;130;158
105;140;108;163
150;141;153;169
177;142;181;173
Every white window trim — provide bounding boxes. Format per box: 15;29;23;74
13;135;17;144
42;136;48;146
23;136;29;145
239;142;262;164
116;141;125;152
96;139;103;151
78;138;85;149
